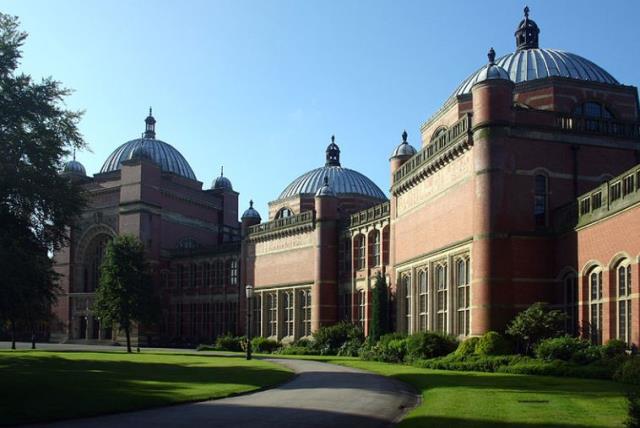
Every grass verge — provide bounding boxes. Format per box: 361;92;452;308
0;350;293;426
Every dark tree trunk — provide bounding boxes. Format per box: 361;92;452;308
125;325;132;353
31;329;36;350
10;319;16;350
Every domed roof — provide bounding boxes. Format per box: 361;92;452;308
212;166;233;191
63;159;86;176
391;130;417;158
100;110;197;180
278;137;387;201
241;200;261;220
129;144;154;162
474;48;511;83
451;8;619;98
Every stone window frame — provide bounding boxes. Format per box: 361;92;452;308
615;260;632;344
300;289;312;337
275;207;294;220
454;257;471;337
358;289;367;330
368;229;381;268
434;262;448;334
354;234;366;271
588;267;604;344
267;292;278;338
417;268;428;332
283;290;294;338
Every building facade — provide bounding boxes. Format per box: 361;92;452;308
53;9;640;347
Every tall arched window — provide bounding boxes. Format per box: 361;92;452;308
436;264;448;334
283;291;294;337
84;235;110;292
617;262;632;344
402;274;412;333
455;258;470;336
300;289;312;336
358;289;367;329
267;293;277;337
382;226;390;266
368;230;380;267
418;270;428;331
275;207;294;219
354;235;365;270
563;273;578;335
534;174;548;228
589;268;603;344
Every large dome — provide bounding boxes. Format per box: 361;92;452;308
451;8;619;98
99;110;197;180
278;137;387;201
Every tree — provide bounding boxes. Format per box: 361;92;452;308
0;13;86;341
93;235;158;353
506;302;567;355
369;273;390;342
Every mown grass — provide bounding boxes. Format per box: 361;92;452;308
0;350;293;426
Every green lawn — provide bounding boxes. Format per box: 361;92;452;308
332;359;630;428
0;351;293;426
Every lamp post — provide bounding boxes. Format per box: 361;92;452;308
245;284;254;360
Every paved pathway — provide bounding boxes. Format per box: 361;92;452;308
3;343;419;428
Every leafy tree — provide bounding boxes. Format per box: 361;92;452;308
506;302;567;355
0;13;86;341
369;273;390;341
93;235;158;353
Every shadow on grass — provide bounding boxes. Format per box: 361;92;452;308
0;353;291;426
400;416;615;428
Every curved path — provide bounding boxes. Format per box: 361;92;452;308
27;357;419;428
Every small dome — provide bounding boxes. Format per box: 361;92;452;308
241;200;261;220
212;166;233;191
474;48;511;84
315;176;336;198
63;159;86;176
129;144;154;162
391;130;417;158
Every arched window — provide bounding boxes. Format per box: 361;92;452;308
85;235;110;292
435;264;448;334
267;293;277;337
617;262;632;344
418;270;428;331
589;268;603;344
534;174;548;228
430;127;447;142
402;274;412;333
382;226;390;266
573;102;614;119
300;289;312;336
275;207;294;219
563;273;578;335
358;289;367;329
455;258;470;336
368;230;380;268
354;235;365;270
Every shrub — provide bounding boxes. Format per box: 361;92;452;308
276;345;317;355
615;357;640;385
506;302;567;354
535;336;590;362
626;391;640;428
214;334;244;352
497;359;615;380
405;331;458;361
603;339;628;359
369;273;390;341
415;354;525;373
476;331;512;356
455;337;480;356
312;322;364;355
571;344;604;365
361;333;408;363
251;337;280;354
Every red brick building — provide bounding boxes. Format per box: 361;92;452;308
53;8;640;346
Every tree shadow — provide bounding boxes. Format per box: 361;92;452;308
0;353;292;426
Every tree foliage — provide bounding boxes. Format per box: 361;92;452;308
0;13;86;345
370;273;390;341
506;302;567;355
93;235;158;352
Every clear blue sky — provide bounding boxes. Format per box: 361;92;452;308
5;0;640;217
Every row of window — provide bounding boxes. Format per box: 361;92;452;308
564;262;633;345
168;301;238;340
399;257;471;337
353;227;390;270
580;172;640;216
252;289;312;339
173;259;239;288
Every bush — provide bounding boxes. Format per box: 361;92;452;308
312;322;364;355
615;357;640;385
506;302;567;354
251;337;280;354
276;345;317;355
361;333;408;363
214;334;244;352
405;331;458;361
476;331;512;356
603;339;628;359
626;391;640;428
415;354;525;372
455;337;480;356
535;336;590;362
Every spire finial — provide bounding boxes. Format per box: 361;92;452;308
488;47;496;64
249;199;254;208
144;107;156;139
331;135;335;144
72;148;76;161
524;5;529;19
149;106;152;116
221;165;224;177
325;135;341;167
402;130;408;143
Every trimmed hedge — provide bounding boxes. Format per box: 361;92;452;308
476;331;512;356
615;357;640;385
